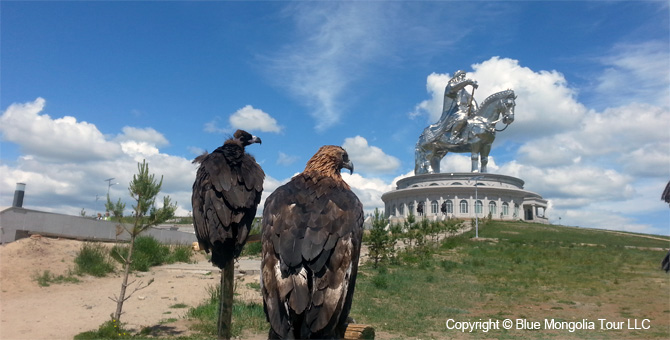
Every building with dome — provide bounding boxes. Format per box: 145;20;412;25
381;172;548;224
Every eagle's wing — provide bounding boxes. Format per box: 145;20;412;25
261;175;363;338
192;148;264;265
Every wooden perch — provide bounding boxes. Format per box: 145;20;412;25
344;324;375;340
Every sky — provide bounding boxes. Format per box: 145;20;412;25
1;1;669;236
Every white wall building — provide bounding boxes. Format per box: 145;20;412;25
381;173;548;224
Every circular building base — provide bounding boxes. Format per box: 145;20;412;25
381;172;548;224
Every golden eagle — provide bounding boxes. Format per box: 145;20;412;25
191;129;264;337
261;145;364;339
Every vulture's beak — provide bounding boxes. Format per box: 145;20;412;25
251;136;262;145
342;160;354;175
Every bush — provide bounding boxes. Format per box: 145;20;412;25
110;236;192;272
75;243;116;277
241;240;262;257
372;273;389;289
168;244;194;263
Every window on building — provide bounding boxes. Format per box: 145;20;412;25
475;200;483;215
452;182;463;185
399;204;404;216
408;202;414;215
431;200;438;214
514;204;519;218
459;200;468;214
502;202;509;216
489;201;497;215
391;205;396;216
446;200;453;214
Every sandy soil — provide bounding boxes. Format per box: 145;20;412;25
0;236;264;340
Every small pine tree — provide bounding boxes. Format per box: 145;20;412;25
367;208;390;268
109;160;177;323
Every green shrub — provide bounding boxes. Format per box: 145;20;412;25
74;319;131;339
372;273;389;289
75;243;116;277
167;243;193;263
241;241;262;257
110;236;192;272
134;235;169;268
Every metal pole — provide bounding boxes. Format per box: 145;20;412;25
471;175;484;238
475;180;479;238
105;178;117;197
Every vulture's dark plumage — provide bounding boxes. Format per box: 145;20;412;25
192;129;264;267
261;145;364;339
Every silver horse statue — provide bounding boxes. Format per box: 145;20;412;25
415;89;516;174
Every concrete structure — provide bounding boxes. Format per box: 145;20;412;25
381;172;548;224
0;206;197;245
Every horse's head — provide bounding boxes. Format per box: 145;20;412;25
501;92;516;125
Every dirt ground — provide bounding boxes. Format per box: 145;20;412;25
0;236;266;340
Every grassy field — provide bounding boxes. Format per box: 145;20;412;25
350;221;670;339
92;220;668;339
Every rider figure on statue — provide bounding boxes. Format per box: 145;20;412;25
443;70;479;144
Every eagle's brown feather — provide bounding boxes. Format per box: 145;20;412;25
261;145;363;339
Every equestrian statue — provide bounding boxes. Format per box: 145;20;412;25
415;70;516;174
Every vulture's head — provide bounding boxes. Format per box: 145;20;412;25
304;145;354;177
233;129;262;147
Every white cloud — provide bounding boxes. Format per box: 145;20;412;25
0;97;122;161
342;172;394;214
229;105;282;133
277;152;299;166
517;103;670;171
116;126;169;147
203;117;229;134
342;136;401;174
0;98;197;218
595;41;670;109
264;2;390;131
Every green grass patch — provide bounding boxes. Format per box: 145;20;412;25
246;282;261;291
33;270;81;286
75;242;116;277
187;285;266;337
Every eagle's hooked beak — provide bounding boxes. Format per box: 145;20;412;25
342;160;354;175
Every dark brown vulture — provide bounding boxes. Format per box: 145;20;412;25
191;129;264;337
261;145;364;339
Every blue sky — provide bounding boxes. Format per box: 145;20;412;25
1;1;669;235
